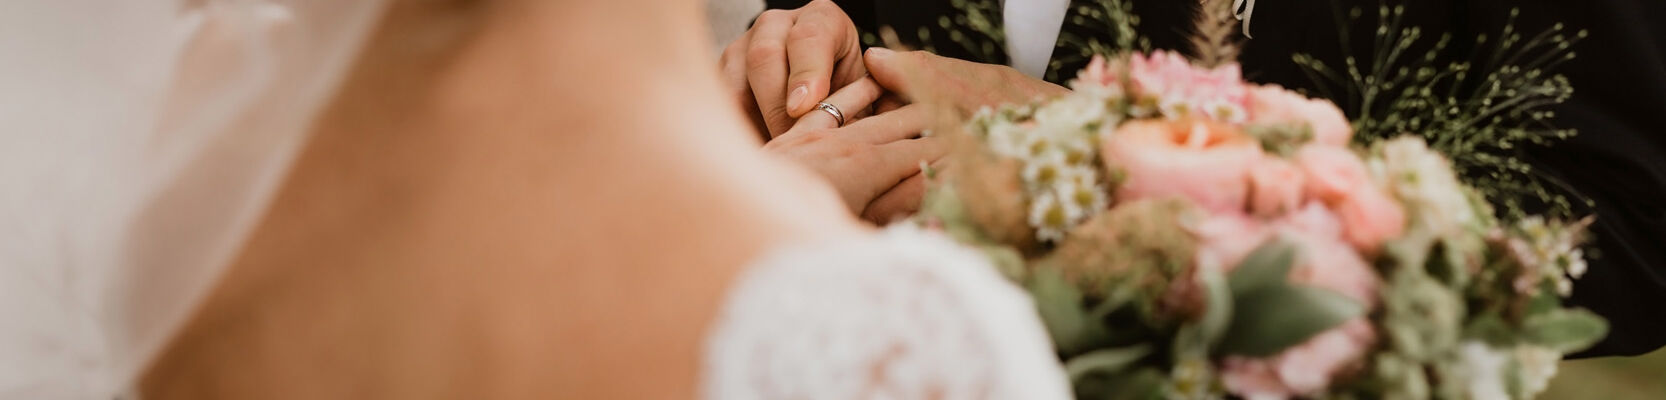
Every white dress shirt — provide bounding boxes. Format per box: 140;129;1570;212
1002;0;1072;78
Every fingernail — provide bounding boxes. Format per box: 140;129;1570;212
867;47;893;58
787;85;809;111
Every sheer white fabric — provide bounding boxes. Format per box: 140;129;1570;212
0;0;385;397
703;226;1072;400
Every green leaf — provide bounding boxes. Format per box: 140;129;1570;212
1064;345;1152;382
1523;308;1609;354
1196;264;1234;348
1217;285;1365;357
1030;268;1108;354
1461;312;1516;347
1228;239;1298;294
1090;280;1140;319
918;184;986;244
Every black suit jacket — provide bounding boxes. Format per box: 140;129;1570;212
767;0;1666;358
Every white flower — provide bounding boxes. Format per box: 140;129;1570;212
1456;341;1512;400
1028;192;1068;243
1370;137;1481;236
1034;94;1108;130
1201;98;1249;124
1514;345;1560;399
1021;151;1070;188
1567;248;1588;278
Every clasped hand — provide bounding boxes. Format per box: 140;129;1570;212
720;0;1068;223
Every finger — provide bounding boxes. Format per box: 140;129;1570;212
793;76;882;131
847;104;874;121
783;1;859;118
871;136;949;188
863;47;933;102
874;93;908;114
721;32;769;141
841;104;944;144
746;10;798;137
861;171;929;224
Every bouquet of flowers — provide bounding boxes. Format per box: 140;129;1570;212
918;3;1606;399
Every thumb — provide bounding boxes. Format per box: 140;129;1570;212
783;13;858;117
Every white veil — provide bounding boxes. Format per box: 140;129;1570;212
0;0;385;396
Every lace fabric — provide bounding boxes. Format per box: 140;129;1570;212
703;226;1071;400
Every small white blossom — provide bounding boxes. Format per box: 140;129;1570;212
1035;94;1109;130
1201;98;1249;124
1021;151;1070;188
1514;345;1560;399
1456;341;1511;400
1371;137;1480;237
1029;192;1067;243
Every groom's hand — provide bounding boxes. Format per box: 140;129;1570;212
863;48;1069;114
720;0;867;139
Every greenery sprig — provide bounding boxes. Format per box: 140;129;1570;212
1293;6;1590;220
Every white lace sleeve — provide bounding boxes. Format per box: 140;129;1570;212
702;226;1072;400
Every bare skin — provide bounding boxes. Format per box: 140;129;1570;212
140;0;862;398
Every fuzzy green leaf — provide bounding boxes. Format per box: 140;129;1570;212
1218;285;1365;357
1462;312;1516;347
1030;268;1108;354
1064;345;1152;382
1524;308;1609;354
1196;264;1234;348
1228;239;1297;294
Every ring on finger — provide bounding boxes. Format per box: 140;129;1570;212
814;102;846;127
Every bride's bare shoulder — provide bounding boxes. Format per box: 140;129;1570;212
142;2;856;398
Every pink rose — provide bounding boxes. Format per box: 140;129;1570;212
1223;320;1377;398
1221;228;1380;399
1294;145;1373;204
1333;189;1407;252
1247;85;1353;146
1248;158;1307;218
1074;55;1121;88
1283;229;1380;306
1196;214;1273;270
1103;119;1263;214
1293;145;1407;251
1278;203;1344;239
1127;51;1249;122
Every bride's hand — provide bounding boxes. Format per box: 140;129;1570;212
765;77;948;221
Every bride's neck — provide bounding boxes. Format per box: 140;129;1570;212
443;1;752;149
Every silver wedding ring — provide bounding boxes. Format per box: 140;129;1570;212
814;102;846;127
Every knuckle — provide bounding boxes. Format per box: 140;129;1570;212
756;9;789;23
746;43;785;67
787;21;831;43
902;50;932;63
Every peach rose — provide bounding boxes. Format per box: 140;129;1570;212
1294;145;1372;204
1278;203;1345;239
1248;158;1308;218
1293;145;1407;251
1102;119;1264;214
1248;85;1353;147
1333;189;1407;252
